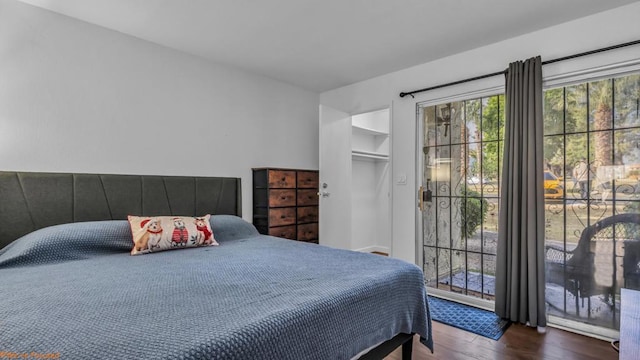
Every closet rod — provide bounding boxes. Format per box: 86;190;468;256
399;39;640;98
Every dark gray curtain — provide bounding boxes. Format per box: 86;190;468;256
495;56;546;328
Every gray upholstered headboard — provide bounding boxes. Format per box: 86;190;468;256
0;171;241;249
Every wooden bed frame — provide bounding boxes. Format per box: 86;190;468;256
0;171;415;359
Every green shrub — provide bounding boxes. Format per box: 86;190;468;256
461;188;489;238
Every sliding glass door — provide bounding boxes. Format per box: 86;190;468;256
419;95;504;302
543;72;640;331
417;72;640;334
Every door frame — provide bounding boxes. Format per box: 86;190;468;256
319;103;393;254
350;104;393;255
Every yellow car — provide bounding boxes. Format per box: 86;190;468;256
544;171;564;199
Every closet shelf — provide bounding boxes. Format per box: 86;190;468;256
352;124;388;136
351;149;389;161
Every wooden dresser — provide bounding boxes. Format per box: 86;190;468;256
252;168;319;243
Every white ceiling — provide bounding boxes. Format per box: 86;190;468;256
17;0;640;92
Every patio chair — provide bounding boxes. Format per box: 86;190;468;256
545;213;640;318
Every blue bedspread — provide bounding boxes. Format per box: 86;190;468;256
0;215;432;359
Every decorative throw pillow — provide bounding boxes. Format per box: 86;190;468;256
127;214;218;255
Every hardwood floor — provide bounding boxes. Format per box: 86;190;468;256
385;322;618;360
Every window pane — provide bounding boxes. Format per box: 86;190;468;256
451;143;465;196
438;248;451;292
589;79;613;132
450;101;464;145
466;99;481;143
565;133;589;200
483;200;499;255
482;96;500;141
424;246;437;288
498;95;505;140
483;254;496;301
424;106;437;146
435;104;452;145
423;202;437;246
544;87;565;135
497;138;504;193
466;142;482;192
427;146;451;197
482;141;500;193
614;128;640;166
466;252;482;298
589;130;613;171
566;83;587;133
436;197;451;248
451;197;466;251
544;135;565;179
614;74;640;129
545;202;564;244
451;250;467;294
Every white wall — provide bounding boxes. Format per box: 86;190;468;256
0;0;319;221
320;2;640;264
374;160;390;251
351;159;377;250
350;108;391;253
351;159;391;253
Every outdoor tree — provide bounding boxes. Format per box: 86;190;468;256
590;79;613;168
542;74;640;181
473;95;504;181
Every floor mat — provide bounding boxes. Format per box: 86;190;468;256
428;295;510;340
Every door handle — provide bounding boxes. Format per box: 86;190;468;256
418;186;432;211
317;182;329;197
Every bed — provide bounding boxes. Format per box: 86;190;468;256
0;171;433;359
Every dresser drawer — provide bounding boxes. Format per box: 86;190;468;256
297;206;318;223
269;189;296;207
297;223;318;241
297;171;319;188
268;170;296;188
268;225;297;240
297;189;318;206
268;207;296;226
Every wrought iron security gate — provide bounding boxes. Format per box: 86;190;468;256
419;94;504;301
